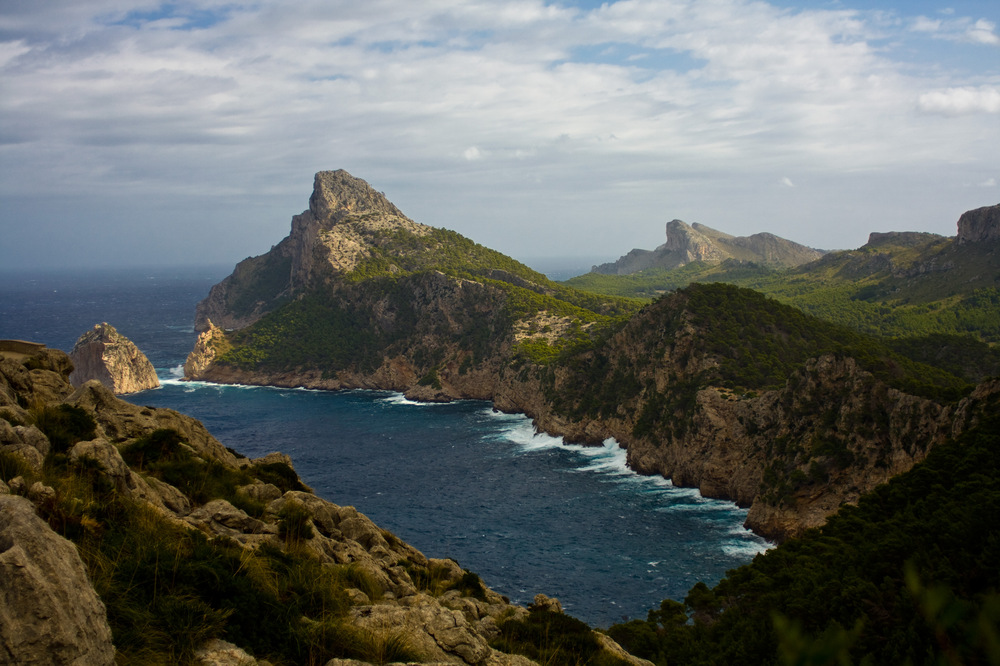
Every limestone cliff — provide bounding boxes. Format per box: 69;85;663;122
195;170;433;332
592;219;825;275
0;494;115;666
69;323;160;394
957;202;1000;244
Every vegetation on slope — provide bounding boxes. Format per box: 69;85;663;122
212;225;641;376
545;283;973;432
0;415;398;666
2;351;642;666
606;405;1000;666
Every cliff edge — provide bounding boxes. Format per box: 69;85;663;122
184;171;999;543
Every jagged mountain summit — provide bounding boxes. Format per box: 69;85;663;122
591;219;826;275
185;172;999;543
196;170;430;331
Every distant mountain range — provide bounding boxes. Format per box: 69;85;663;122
591;219;826;275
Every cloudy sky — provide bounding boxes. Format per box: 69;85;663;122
1;0;997;273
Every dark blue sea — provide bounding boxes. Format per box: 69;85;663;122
0;266;769;627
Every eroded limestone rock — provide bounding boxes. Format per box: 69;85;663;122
69;323;160;394
0;494;115;665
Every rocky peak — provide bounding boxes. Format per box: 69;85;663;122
957;203;1000;244
68;323;159;394
308;170;406;224
593;219;825;275
196;170;436;332
665;220;730;263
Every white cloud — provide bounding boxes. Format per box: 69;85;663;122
0;0;998;268
910;17;941;33
781;177;795;188
967;19;1000;45
908;14;1000;45
918;86;1000;115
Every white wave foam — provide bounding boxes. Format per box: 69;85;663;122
721;537;772;558
379;393;457;407
159;378;262;392
500;418;568;451
575;440;631;476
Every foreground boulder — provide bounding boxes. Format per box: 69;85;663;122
0;495;115;666
69;323;159;394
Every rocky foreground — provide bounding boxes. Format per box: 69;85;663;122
0;346;650;666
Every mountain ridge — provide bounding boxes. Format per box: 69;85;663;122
564;203;1000;345
591;219;826;275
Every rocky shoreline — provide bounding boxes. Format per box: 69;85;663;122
186;327;1000;544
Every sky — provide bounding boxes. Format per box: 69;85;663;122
1;0;998;273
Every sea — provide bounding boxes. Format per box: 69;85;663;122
0;265;770;627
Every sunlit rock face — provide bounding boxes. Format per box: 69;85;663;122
957;203;1000;244
69;322;160;394
591;219;826;275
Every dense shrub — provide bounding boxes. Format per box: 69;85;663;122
30;403;96;453
607;407;1000;665
493;609;628;666
122;428;255;508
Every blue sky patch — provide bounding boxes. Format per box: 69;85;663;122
107;3;231;30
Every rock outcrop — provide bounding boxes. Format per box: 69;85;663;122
194;170;432;333
69;323;159;394
183;320;228;379
957;203;1000;244
592;219;825;275
0;494;115;666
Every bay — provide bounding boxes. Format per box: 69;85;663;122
0;266;769;627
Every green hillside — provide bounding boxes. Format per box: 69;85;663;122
546;282;973;431
606;403;1000;666
213;224;641;377
562;232;1000;348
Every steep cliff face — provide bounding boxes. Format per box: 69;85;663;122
68;323;159;394
957;202;1000;244
493;284;996;541
195;170;433;332
592;220;825;275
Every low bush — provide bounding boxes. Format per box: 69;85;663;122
493;609;628;666
122;429;255;507
30;403;96;453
